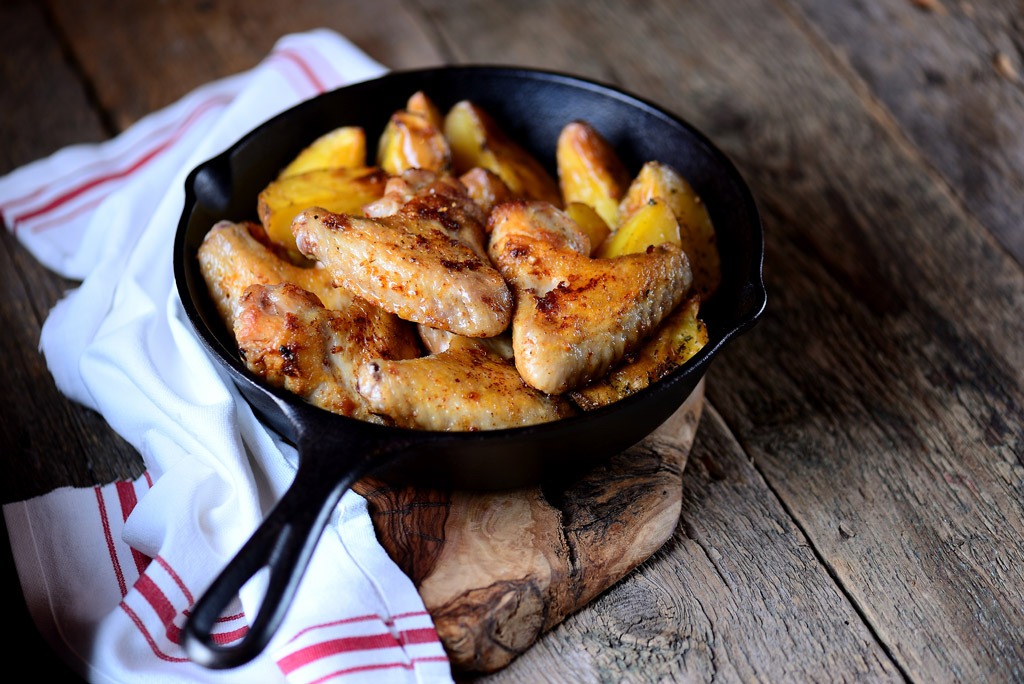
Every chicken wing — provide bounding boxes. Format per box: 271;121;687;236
569;294;707;410
355;335;574;431
488;201;692;394
197;219;365;328
232;282;420;423
291;171;512;337
361;170;488;257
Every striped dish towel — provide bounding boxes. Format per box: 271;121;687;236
0;29;452;684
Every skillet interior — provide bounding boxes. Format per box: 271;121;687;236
174;65;766;491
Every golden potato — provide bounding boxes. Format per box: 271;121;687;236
406;90;444;130
257;166;388;259
556;121;630;227
444;100;562;206
278;126;367;179
376;109;451;175
594;197;681;259
619;161;721;297
570;295;707;410
564;201;611;255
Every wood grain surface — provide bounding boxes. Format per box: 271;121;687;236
3;0;1022;682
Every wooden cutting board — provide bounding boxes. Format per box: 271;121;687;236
353;380;704;673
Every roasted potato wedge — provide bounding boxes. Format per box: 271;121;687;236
556;121;630;227
444;100;562;206
569;294;707;410
279;126;367;179
619;161;721;297
564;201;611;255
377;110;451;175
594;197;681;259
406;90;444;130
257;166;388;258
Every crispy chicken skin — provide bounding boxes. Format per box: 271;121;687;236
232;282;421;423
488;200;693;395
291;171;512;337
355;335;575;431
361;170;486;244
198;220;370;328
569;294;707;410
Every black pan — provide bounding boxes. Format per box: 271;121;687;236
173;65;766;669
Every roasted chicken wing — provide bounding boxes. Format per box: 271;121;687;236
569;294;707;410
355;335;574;431
488;201;692;394
232;282;420;423
291;171;512;337
198;220;363;328
361;170;487;258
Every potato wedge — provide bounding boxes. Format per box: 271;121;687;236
569;294;707;410
594;197;681;259
619;161;721;297
279;126;366;178
444;100;562;206
376;110;451;175
564;201;611;255
257;166;387;258
556;121;630;227
406;90;444;130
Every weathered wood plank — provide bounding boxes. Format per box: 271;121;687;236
477;406;903;684
0;0;109;174
785;0;1024;265
412;0;1024;680
0;0;144;503
45;0;445;130
0;228;145;504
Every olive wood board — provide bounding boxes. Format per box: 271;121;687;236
353;380;704;672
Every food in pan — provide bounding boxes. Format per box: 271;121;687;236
356;332;575;431
232;281;419;423
197;91;719;430
487;200;691;395
291;170;512;338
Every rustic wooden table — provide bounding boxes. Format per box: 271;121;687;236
3;0;1022;682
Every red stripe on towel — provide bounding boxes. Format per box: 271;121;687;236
273;47;327;93
10;93;232;226
278;627;442;675
116;480;152;575
154;555;195;605
96;485;127;597
120;602;190;663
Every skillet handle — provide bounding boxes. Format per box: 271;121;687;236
181;452;365;669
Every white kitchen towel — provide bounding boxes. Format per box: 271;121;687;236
0;29;453;684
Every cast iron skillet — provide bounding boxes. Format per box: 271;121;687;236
173;66;766;669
